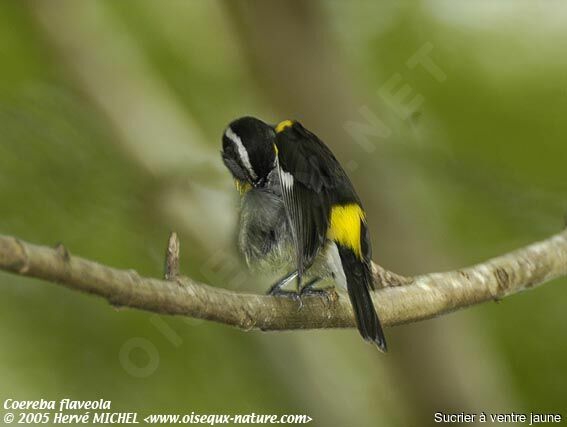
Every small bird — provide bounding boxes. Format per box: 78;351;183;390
221;117;387;351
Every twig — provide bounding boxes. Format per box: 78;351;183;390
164;232;180;281
0;231;566;331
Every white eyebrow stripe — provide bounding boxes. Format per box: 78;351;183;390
225;127;257;180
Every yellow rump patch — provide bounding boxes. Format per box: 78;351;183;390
234;180;251;195
327;204;365;259
275;120;294;133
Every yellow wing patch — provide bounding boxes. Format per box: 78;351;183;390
275;120;294;133
327;204;365;259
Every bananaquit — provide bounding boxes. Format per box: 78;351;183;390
221;117;387;351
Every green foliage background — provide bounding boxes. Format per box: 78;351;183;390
0;1;566;426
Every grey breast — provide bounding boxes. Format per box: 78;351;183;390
237;174;294;273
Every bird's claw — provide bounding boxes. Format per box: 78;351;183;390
300;286;338;305
267;288;303;310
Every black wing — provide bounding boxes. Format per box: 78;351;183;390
275;121;386;350
274;122;338;284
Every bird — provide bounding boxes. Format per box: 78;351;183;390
221;116;387;351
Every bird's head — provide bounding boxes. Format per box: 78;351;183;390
221;116;277;190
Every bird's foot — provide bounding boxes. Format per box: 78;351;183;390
266;271;298;295
267;288;303;309
300;284;339;305
268;287;299;298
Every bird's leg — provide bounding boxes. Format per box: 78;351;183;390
300;278;338;303
299;277;320;295
267;271;299;299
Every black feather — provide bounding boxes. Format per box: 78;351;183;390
274;120;387;350
337;244;387;351
275;123;334;283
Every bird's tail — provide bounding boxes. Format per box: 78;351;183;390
338;245;387;352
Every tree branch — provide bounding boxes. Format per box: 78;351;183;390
0;231;566;331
